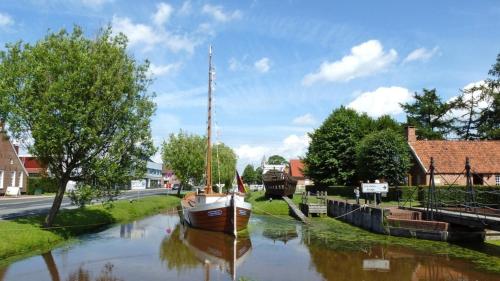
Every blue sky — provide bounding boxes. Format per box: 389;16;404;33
1;0;499;170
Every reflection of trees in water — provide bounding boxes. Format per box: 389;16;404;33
262;227;298;244
159;225;198;272
0;267;7;281
67;263;122;281
305;238;500;281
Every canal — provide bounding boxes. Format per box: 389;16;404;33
1;213;499;281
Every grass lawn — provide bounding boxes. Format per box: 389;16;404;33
0;195;180;264
246;191;303;215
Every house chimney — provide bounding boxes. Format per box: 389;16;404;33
405;126;416;142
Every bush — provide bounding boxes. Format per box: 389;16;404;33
27;177;59;195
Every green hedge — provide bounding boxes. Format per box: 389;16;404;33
27;177;59;195
306;185;500;207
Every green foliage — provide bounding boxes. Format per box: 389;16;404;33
267;154;288;165
242;164;257;184
304;107;365;186
0;26;156;225
162;131;205;193
212;142;237;189
356;129;411;185
27;177;59;195
162;131;237;192
254;167;263;184
401;88;453;140
245;191;301;215
478;53;500;140
68;184;97;208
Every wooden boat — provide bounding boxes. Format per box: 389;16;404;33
180;225;252;280
179;46;251;235
263;169;297;198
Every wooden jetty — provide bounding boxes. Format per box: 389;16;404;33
282;196;308;224
299;191;327;217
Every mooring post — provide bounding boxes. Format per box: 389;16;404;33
426;157;437;221
465;157;476;212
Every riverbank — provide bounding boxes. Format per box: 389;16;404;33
0;195;180;264
246;191;500;273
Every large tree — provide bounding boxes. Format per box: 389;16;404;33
267;155;288;165
401;88;453;140
452;84;489;140
478;53;500;139
356;129;411;185
162;131;206;195
303;107;365;186
211;143;237;190
242;164;256;184
162;132;237;194
0;27;156;226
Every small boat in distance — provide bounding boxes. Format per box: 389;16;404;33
179;46;251;236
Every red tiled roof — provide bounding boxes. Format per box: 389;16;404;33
289;159;305;178
19;156;47;170
409;140;500;174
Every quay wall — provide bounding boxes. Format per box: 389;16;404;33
326;199;485;242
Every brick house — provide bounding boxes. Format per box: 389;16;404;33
0;123;29;195
289;159;313;192
406;126;500;186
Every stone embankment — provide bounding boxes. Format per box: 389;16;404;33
327;199;485;242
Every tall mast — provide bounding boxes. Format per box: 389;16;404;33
205;45;213;193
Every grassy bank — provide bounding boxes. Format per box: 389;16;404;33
0;195;180;264
246;191;299;215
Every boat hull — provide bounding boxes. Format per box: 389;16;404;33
263;170;298;198
181;193;251;234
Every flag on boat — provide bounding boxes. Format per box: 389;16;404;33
236;171;246;193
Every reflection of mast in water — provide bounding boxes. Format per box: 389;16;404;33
180;225;252;281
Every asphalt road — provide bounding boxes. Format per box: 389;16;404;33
0;188;173;219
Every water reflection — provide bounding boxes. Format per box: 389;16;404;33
2;214;500;281
305;238;499;281
119;222;146;239
160;224;252;280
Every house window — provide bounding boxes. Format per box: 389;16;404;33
496;175;500;186
11;171;16;187
0;170;4;189
19;172;23;188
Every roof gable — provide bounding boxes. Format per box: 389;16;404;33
289;159;305;178
409;140;500;174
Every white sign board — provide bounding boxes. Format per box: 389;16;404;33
131;180;146;190
363;259;390;271
362;183;388;193
6;186;20;197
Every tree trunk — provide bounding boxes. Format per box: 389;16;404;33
44;177;69;227
177;183;183;197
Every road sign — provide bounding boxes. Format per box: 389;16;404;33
362;183;388;193
131;180;146;190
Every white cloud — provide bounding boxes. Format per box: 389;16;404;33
153;2;174;26
112;15;162;50
403;46;439;63
0;12;14;27
229;57;243;71
254;57;271;73
235;134;310;165
112;15;197;53
292;113;316;126
347;86;413;118
80;0;113;8
447;80;491;119
302;40;397;85
202;4;242;22
179;1;192;16
148;62;182;77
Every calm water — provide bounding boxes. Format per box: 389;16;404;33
1;214;499;281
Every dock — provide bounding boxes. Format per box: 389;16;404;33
282;196;309;224
299;191;328;217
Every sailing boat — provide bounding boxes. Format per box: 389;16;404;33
180;46;252;236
